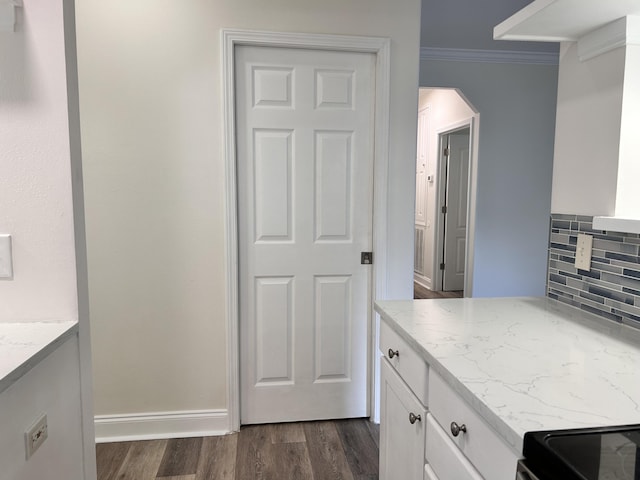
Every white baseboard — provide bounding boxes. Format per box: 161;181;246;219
414;273;431;290
95;409;231;443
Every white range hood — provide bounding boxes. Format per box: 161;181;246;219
495;0;640;234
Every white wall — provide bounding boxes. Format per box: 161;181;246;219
420;59;558;297
421;0;559;53
0;336;84;480
416;89;475;289
550;42;624;215
77;0;421;424
0;0;78;322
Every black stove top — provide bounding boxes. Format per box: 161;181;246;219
523;425;640;480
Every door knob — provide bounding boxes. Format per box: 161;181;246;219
450;421;467;436
388;348;399;359
409;413;421;424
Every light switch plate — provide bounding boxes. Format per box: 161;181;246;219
575;233;593;271
0;234;13;278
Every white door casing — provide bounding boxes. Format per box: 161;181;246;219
415;107;429;227
236;45;375;424
442;128;470;292
222;30;391;431
414;106;429;284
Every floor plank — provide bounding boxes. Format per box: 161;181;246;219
195;435;237;480
115;439;167;480
365;421;380;450
157;476;196;480
234;425;271;480
304;421;354;480
270;422;306;444
96;442;131;480
336;419;379;478
156;437;202;477
270;442;315;479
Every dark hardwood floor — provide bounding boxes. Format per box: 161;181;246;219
96;419;379;480
413;282;463;300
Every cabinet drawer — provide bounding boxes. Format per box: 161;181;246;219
428;370;518;480
380;321;428;405
425;413;483;480
380;359;427;480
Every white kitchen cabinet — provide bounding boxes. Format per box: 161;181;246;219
0;335;84;480
379;319;519;480
379;359;427;480
380;320;428;404
428;370;518;480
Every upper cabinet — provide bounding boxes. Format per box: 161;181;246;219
494;0;640;43
494;0;640;233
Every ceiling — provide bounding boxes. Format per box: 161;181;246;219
421;0;559;52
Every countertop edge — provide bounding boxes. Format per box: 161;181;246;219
0;322;79;395
375;302;525;454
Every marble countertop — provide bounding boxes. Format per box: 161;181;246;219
0;321;78;395
375;297;640;454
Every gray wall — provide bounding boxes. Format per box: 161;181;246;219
420;59;558;296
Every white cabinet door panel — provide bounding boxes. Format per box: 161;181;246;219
380;359;427;480
426;414;483;480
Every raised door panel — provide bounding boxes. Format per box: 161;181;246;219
255;277;294;385
315;69;354;109
253;129;293;242
252;67;293;108
314;276;352;382
380;359;427;480
315;131;353;241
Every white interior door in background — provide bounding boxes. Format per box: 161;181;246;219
236;45;375;424
442;128;469;292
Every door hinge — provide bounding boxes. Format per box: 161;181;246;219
443;147;449;157
441;205;447;214
361;252;373;265
440;263;445;270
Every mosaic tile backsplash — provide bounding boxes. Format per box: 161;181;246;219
548;214;640;328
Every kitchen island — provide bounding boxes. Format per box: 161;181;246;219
375;297;640;479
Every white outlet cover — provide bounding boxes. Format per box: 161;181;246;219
575;233;593;271
25;413;48;459
0;234;12;278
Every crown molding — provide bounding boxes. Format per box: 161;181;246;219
578;16;640;61
420;47;559;65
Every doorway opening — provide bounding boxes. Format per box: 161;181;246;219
413;88;478;299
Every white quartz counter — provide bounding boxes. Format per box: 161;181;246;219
0;321;78;395
375;297;640;454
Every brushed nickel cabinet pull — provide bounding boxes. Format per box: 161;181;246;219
450;421;467;436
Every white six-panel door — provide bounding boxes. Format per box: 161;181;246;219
443;129;469;292
236;45;375;424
